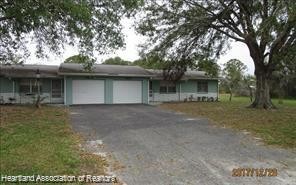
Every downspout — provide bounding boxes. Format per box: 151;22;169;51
147;79;149;104
217;79;219;101
12;80;15;97
61;79;63;103
50;79;52;103
179;82;181;101
30;80;32;94
64;76;66;105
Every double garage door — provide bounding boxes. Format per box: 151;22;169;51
72;80;142;104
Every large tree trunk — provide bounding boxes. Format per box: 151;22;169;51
249;69;275;109
245;39;276;109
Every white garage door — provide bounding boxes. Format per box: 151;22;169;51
72;80;105;104
113;81;142;104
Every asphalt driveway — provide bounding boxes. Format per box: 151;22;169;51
70;105;296;185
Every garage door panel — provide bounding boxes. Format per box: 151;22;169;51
113;81;142;104
72;80;105;104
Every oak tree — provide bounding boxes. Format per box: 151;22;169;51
136;0;296;108
222;59;247;101
103;57;132;65
196;59;220;77
0;0;139;63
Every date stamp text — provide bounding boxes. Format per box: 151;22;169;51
232;168;278;177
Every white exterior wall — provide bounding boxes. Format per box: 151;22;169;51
150;93;180;102
180;92;218;101
1;93;53;104
150;92;218;102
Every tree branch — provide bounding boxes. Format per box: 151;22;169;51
0;16;12;21
217;0;247;34
211;25;245;42
183;0;245;41
236;0;256;35
270;25;294;55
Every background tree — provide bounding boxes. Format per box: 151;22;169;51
281;55;296;98
243;75;256;102
64;54;92;64
270;61;296;103
102;57;131;65
136;0;296;109
222;59;247;101
64;54;95;71
0;0;140;63
132;54;167;69
195;59;220;77
0;55;24;65
133;55;221;78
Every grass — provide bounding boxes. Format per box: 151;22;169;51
160;94;296;148
0;105;107;184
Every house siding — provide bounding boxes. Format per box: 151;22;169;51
42;79;52;93
142;79;149;104
105;79;113;104
151;80;160;92
0;77;61;104
0;77;13;93
65;76;73;105
180;80;196;93
2;70;218;105
208;80;218;93
150;79;218;102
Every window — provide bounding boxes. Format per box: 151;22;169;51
160;86;167;93
20;79;31;93
20;79;42;94
197;81;208;92
159;81;176;93
168;86;177;93
149;81;153;97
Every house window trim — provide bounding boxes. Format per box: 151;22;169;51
51;79;63;98
159;81;177;94
20;79;43;95
197;81;208;93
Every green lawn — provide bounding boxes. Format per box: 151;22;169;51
0;106;107;184
219;94;296;107
160;94;296;148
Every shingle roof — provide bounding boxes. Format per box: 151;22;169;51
0;64;59;78
58;63;154;77
0;63;218;80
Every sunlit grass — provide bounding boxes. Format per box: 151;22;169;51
160;95;296;148
0;105;107;183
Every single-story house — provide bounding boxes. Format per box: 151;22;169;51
0;63;219;105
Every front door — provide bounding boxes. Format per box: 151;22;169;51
51;79;64;103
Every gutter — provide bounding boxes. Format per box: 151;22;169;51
58;72;155;78
2;75;62;79
150;77;220;80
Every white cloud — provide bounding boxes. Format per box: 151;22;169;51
218;42;254;74
26;18;254;74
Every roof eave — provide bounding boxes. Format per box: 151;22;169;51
150;76;219;80
1;74;61;78
58;72;155;78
